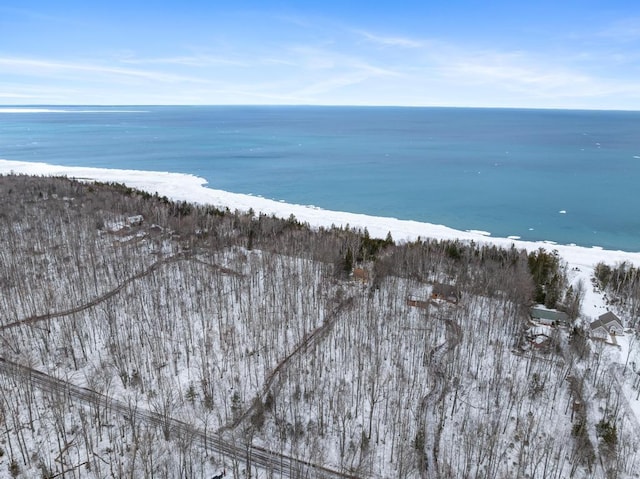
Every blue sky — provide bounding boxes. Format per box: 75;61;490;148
1;1;639;109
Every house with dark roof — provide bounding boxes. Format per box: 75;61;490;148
589;311;624;341
431;283;460;303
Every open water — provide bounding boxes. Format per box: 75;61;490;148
1;106;639;251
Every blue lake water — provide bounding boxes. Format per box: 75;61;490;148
1;105;639;251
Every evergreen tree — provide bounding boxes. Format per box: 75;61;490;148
344;249;353;275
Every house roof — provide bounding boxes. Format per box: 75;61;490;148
528;325;552;337
590;323;609;333
598;311;622;326
530;307;568;323
432;283;459;298
590;312;623;333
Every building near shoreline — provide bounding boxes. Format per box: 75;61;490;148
530;306;569;326
589;311;624;341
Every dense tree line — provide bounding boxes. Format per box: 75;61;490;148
594;261;640;326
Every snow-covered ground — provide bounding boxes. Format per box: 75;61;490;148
3;158;640;477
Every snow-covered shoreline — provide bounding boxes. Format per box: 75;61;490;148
2;158;639;271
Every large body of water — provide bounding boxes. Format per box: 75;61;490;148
1;106;639;251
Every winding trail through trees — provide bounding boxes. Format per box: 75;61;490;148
1;253;189;331
218;295;355;434
0;252;244;332
418;317;462;479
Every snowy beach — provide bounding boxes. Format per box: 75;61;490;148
2;158;639;273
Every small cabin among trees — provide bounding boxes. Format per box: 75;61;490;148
406;295;430;309
352;268;369;283
526;324;553;351
431;283;460;304
126;214;144;226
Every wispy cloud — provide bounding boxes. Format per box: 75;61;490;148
2;11;639;108
288;44;400;75
0;92;38;99
277;43;401;100
432;47;640;101
442;51;588;88
118;54;247;68
0;57;210;84
292;67;394;99
288;46;337;70
356;30;423;48
260;57;297;67
272;13;315;29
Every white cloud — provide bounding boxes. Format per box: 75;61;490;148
287;44;400;75
118;54;247;68
269;42;402;101
292;71;377;98
0;92;38;98
1;14;639;109
443;53;589;88
415;42;640;103
356;30;423;48
0;57;210;84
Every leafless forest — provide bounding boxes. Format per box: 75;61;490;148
0;174;638;478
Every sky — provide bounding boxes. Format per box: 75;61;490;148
1;0;640;109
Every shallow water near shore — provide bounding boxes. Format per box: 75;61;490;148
1;105;639;251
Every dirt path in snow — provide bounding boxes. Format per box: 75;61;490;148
0;252;244;331
0;253;191;331
418;317;462;479
218;294;355;434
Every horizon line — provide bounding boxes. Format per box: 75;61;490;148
2;104;640;113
